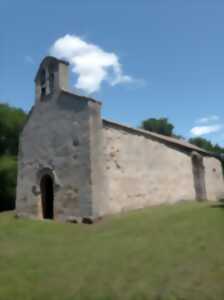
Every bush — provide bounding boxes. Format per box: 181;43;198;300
0;103;27;212
0;103;27;156
189;137;224;174
141;118;174;137
0;156;17;212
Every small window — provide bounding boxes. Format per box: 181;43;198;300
40;69;46;100
41;87;46;97
40;69;46;85
48;63;56;94
49;72;54;93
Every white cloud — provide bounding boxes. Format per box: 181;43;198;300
196;115;220;124
190;124;223;136
49;34;133;94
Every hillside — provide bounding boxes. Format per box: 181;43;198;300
0;202;224;300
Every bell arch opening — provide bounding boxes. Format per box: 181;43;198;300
40;174;54;219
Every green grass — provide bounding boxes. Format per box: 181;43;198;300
1;202;224;300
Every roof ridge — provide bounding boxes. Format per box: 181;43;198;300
102;118;212;156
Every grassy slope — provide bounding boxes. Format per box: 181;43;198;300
0;202;224;300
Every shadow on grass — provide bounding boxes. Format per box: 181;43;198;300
210;198;224;209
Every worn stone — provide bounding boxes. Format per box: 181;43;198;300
16;56;224;222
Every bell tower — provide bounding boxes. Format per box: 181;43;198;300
34;56;69;103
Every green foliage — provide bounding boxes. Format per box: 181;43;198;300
0;202;224;299
0;156;17;211
189;137;224;172
141;117;174;137
0;103;27;156
188;137;224;155
189;137;215;152
0;103;27;211
141;118;224;173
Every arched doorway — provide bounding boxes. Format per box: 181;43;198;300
191;152;207;201
40;174;54;219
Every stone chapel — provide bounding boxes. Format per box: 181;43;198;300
16;56;224;222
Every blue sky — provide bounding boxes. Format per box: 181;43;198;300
1;0;224;145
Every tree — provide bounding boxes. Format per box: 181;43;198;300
189;137;224;174
0;156;17;211
0;103;27;211
188;137;214;152
0;103;27;156
189;137;224;154
141;118;174;137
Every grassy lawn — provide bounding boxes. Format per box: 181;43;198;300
0;202;224;300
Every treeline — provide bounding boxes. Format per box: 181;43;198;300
141;117;224;155
0;103;27;211
141;118;224;173
0;104;223;212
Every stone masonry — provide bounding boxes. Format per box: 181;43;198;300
16;56;224;222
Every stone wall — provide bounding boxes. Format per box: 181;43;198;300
16;91;103;221
102;121;224;215
204;157;224;201
17;89;224;222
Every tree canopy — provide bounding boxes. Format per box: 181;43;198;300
141;118;174;137
188;137;214;152
189;137;224;154
141;117;224;173
0;103;27;211
0;105;224;212
189;137;224;173
0;103;27;156
0;156;18;211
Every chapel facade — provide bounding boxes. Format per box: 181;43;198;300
16;56;224;222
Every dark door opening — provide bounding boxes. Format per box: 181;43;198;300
192;153;207;201
40;175;54;219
